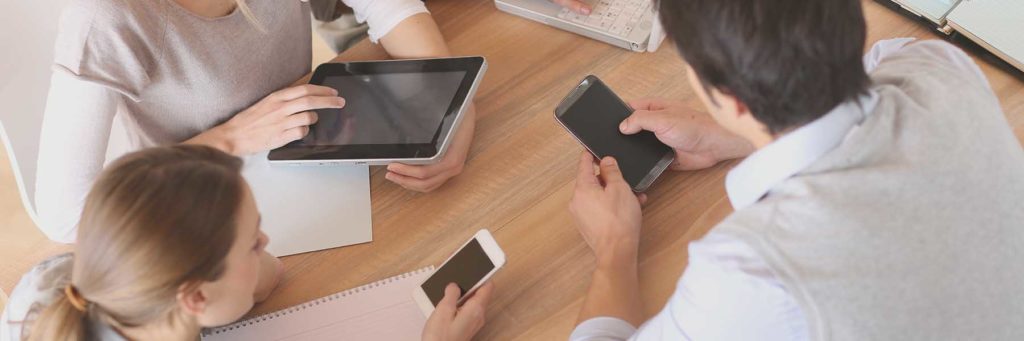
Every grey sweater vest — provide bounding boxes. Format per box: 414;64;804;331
715;51;1024;339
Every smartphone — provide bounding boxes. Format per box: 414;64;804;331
555;75;675;192
413;229;506;316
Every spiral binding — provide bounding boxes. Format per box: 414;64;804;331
201;266;434;336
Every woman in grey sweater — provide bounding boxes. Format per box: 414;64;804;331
34;0;474;244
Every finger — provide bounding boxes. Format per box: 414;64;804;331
280;96;346;116
597;157;628;188
463;282;495;308
280;126;310;144
626;97;670;112
620;109;675;135
272;84;339;101
285;111;318;129
430;283;461;321
636;193;648;206
552;0;591;14
450;284;492;340
386;162;436;180
575;151;600;188
385;171;442;192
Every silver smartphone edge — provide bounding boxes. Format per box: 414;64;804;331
553;75;672;192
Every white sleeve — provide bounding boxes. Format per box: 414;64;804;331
570;232;809;341
340;0;429;43
33;70;119;243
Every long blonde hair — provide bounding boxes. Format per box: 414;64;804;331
26;145;245;340
235;0;266;32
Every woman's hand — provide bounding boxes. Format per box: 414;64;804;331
552;0;592;14
385;106;476;192
422;282;494;341
186;84;345;156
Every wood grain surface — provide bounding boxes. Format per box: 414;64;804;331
1;1;1021;339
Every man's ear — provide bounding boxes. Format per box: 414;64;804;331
710;87;750;119
730;96;751;118
177;283;208;316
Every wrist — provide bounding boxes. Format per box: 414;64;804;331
185;126;237;155
595;238;639;271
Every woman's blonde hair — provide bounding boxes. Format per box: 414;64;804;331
26;145;246;340
236;0;266;32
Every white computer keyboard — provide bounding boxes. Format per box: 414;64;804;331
556;0;652;38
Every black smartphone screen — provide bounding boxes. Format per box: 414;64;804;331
558;79;672;188
421;239;495;305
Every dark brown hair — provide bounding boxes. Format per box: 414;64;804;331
659;0;870;134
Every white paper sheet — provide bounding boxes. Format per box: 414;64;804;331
895;0;960;23
947;0;1024;71
242;153;372;256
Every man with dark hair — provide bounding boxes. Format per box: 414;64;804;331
567;0;1024;340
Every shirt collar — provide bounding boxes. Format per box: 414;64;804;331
725;90;879;210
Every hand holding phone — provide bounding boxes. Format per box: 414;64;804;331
413;229;506;316
620;98;755;171
555;75;674;192
421;281;495;341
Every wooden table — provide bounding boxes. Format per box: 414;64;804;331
1;0;1022;339
252;1;1024;340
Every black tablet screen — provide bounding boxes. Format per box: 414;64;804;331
305;71;467;146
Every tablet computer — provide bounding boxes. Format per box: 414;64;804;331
268;56;487;165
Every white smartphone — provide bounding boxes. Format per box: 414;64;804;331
413;229;506;317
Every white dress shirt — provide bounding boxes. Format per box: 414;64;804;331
569;38;987;341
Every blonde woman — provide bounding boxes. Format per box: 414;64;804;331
2;145;493;341
35;0;474;243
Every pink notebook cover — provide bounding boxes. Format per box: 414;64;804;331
202;267;434;341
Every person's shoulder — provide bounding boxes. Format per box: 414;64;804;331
10;254;73;302
1;254;73;340
58;0;164;42
61;0;159;22
712;200;779;234
871;40;989;92
56;0;162;98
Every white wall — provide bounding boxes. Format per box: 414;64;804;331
0;0;72;214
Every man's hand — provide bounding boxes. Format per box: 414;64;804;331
552;0;592;14
620;98;754;171
422;282;495;341
385;106;476;192
570;152;645;267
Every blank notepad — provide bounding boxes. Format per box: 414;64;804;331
895;0;960;23
202;267;434;341
242;152;372;256
946;0;1024;70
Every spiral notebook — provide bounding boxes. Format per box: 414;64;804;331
202;267;434;341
